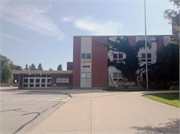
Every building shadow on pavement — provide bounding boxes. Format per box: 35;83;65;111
129;118;180;134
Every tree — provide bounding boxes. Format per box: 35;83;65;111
163;0;180;44
49;68;53;71
0;54;22;83
148;43;179;89
24;64;29;71
29;63;36;70
97;36;154;83
37;63;43;70
57;64;62;70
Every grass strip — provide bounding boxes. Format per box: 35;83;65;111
144;93;180;108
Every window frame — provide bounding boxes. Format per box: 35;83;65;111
113;53;123;62
141;53;152;62
113;72;123;81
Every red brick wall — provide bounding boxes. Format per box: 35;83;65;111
128;36;136;46
18;74;23;89
51;74;73;87
67;62;73;70
92;36;108;87
73;36;81;87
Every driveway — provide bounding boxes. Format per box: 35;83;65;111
27;89;179;134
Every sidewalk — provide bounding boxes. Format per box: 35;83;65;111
27;89;180;134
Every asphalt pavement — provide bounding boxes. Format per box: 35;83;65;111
0;87;70;134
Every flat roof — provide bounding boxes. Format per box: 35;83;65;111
12;70;73;74
73;35;172;37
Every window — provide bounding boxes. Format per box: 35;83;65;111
47;79;51;83
41;79;46;83
30;84;34;87
36;79;40;83
47;74;51;77
24;79;28;83
141;53;152;62
113;73;118;81
113;53;123;62
36;84;39;87
81;53;91;61
83;66;90;68
86;73;91;78
87;54;91;59
41;74;46;77
81;53;86;59
81;73;91;79
113;73;123;81
36;74;40;77
30;79;34;83
41;84;45;87
47;84;51;87
24;74;29;77
30;74;35;77
24;84;28;87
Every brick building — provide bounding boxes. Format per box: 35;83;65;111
13;35;171;89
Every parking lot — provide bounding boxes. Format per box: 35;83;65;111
0;87;70;134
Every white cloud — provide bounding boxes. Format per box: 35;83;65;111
73;16;124;35
0;33;30;44
62;17;73;22
61;16;75;22
0;3;65;40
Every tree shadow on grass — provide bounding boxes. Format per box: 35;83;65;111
129;118;180;134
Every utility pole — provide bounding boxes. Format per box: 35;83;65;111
144;0;149;90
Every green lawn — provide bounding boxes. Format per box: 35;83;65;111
144;93;180;108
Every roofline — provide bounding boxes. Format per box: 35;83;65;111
73;35;172;37
12;70;73;74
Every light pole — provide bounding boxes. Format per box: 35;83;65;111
144;0;149;90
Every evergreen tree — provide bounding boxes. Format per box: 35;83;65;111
57;64;62;70
49;68;53;71
24;64;29;71
29;63;36;70
37;63;43;70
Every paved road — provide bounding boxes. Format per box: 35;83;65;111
0;87;70;134
28;89;179;134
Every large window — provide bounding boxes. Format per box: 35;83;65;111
30;79;34;83
113;53;123;62
81;53;91;61
24;74;29;77
41;79;46;83
113;73;123;81
24;79;28;83
141;53;151;62
81;72;91;79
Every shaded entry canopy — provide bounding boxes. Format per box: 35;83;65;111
12;70;73;74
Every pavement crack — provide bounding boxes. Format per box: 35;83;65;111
52;101;61;108
0;108;26;112
12;112;40;134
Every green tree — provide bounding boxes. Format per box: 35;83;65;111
29;63;36;70
148;43;179;89
163;0;180;44
97;36;154;83
57;64;62;70
0;54;22;83
37;63;43;70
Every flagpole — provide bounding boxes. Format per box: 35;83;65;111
144;0;148;90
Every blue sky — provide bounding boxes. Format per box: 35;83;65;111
0;0;177;70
